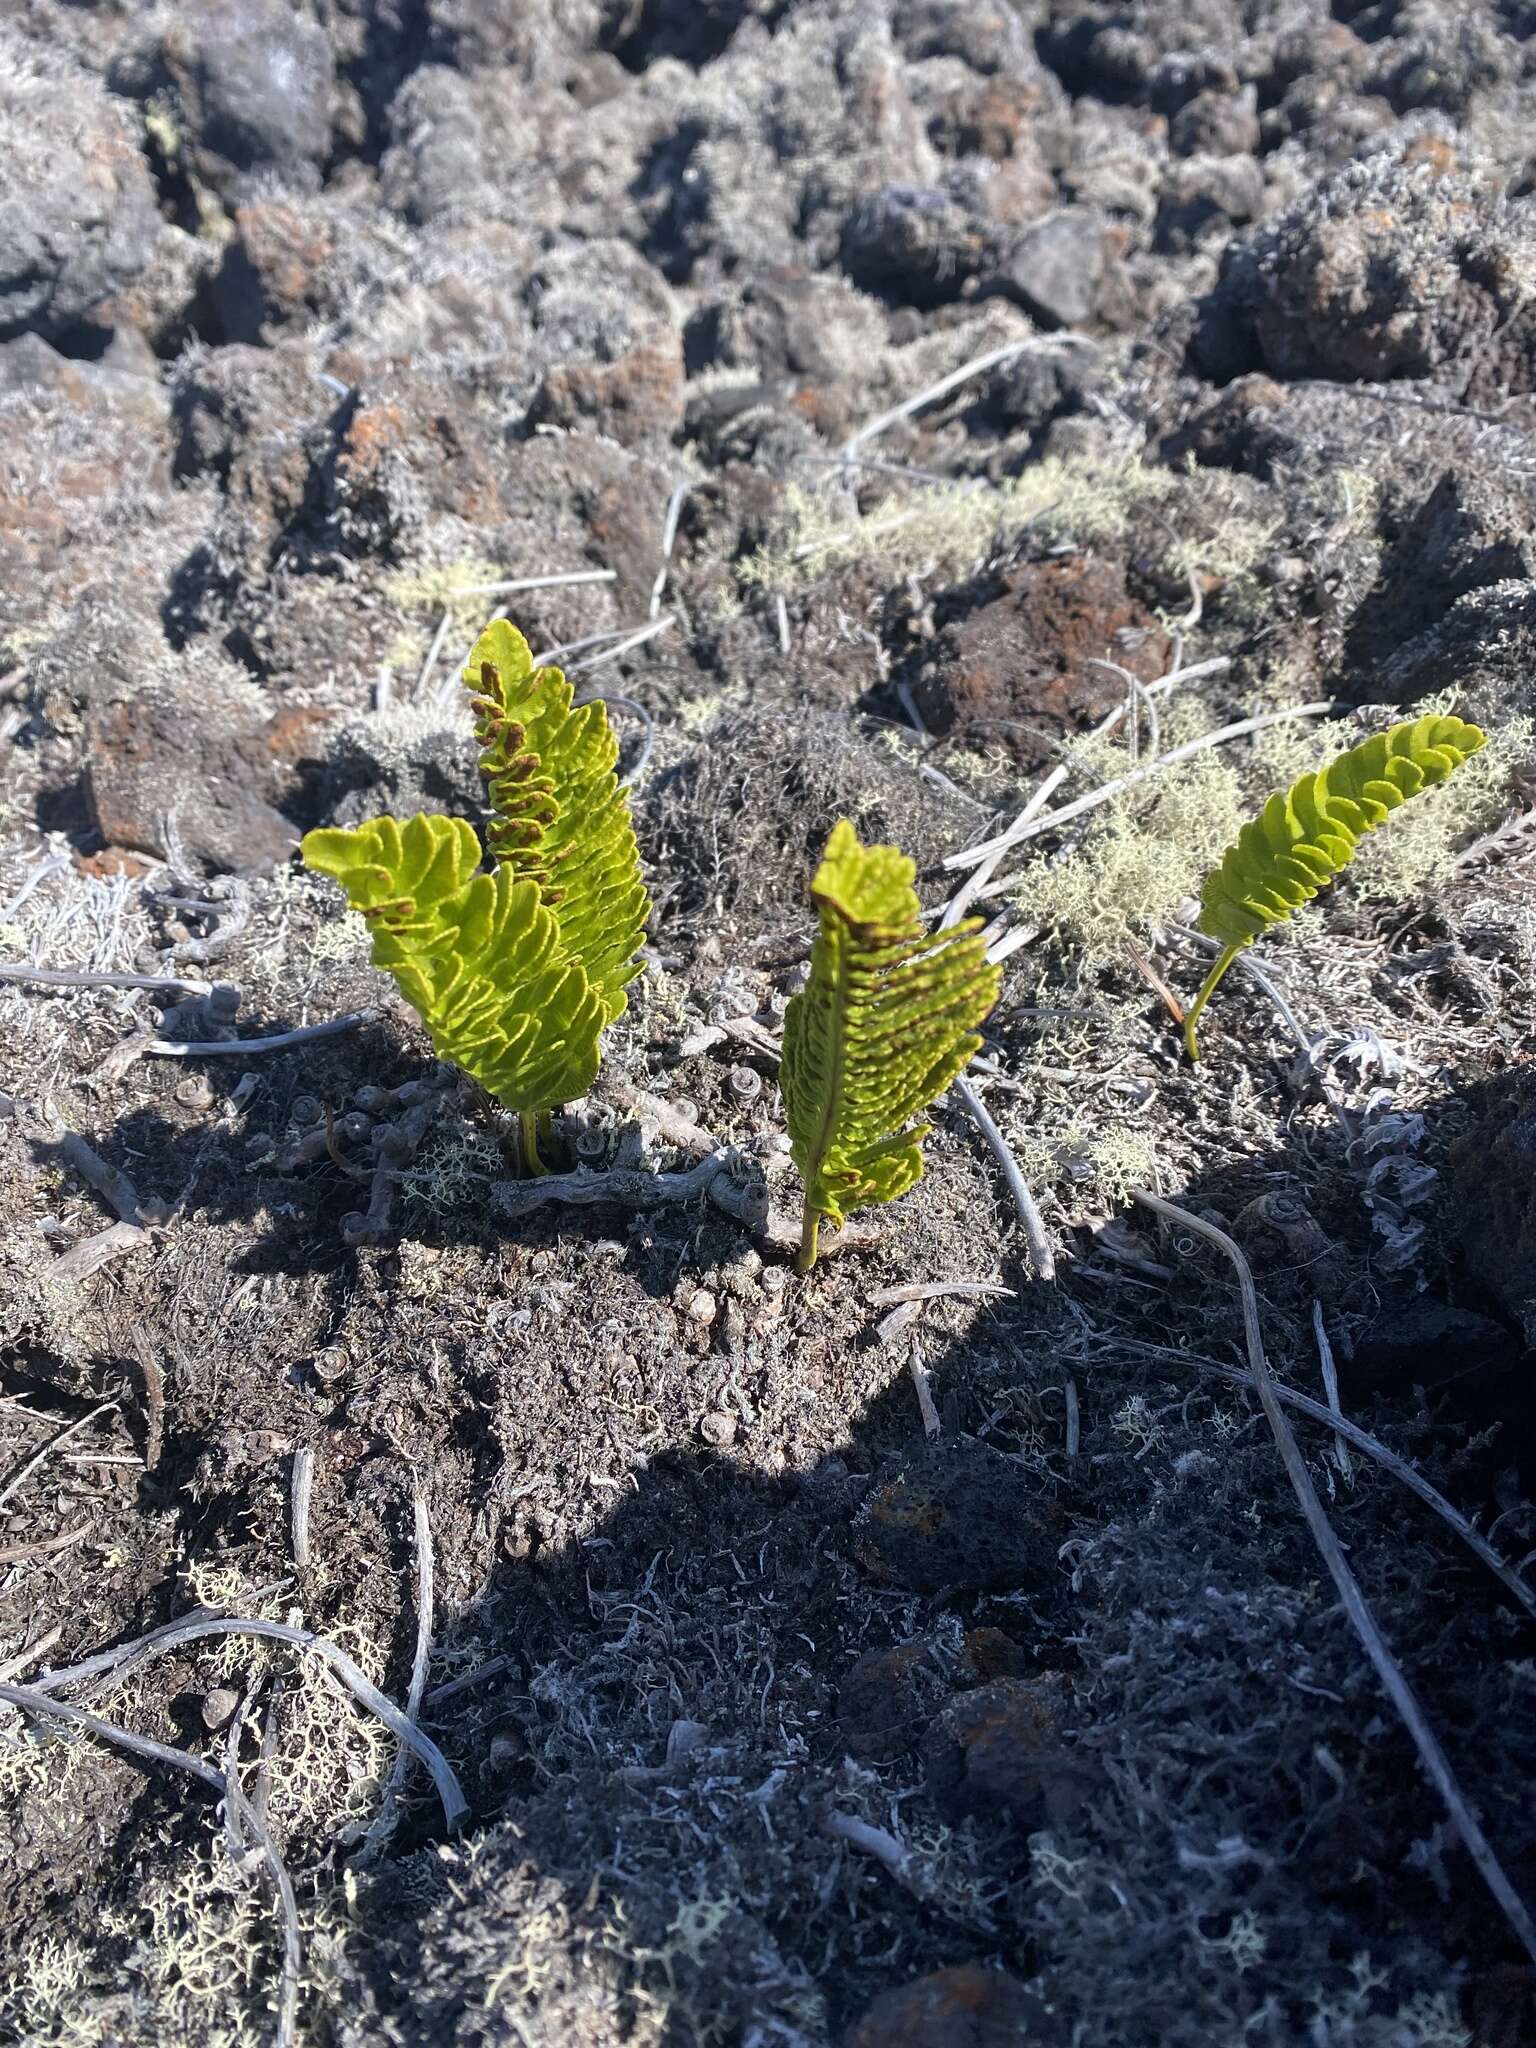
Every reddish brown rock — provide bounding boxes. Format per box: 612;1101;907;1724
913;557;1169;766
923;1676;1088;1830
529;337;686;447
211;199;338;342
958;1628;1030;1686
845;1964;1062;2048
837;1643;951;1761
85;688;324;874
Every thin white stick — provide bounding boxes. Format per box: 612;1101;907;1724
775;592;791;657
566;615;675;675
532;626;641;665
1313;1300;1353;1482
869;1280;1013;1305
947;701;1335;873
840;338;1092;464
954;1074;1055;1282
939;659;1231;929
457;570;616;597
909;1347;942;1441
1132;1186;1536;1967
0;1399;116;1512
32;1615;466;1828
1064;1377;1080;1459
1088;657;1162;765
985;924;1040;967
142;1013;371;1058
0;963;214;996
413;609;453;702
649;484;690;619
822;1810;916;1887
290;1448;314;1571
357;1478;435;1860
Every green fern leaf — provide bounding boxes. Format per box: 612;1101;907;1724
301;814;605;1114
1186;712;1486;1058
781;818;1001;1271
465;620;650;1022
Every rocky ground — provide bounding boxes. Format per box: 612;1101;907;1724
2;1;1536;2043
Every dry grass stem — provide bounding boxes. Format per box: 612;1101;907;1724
953;1074;1055;1282
1131;1186;1536;1964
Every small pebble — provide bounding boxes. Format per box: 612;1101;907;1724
202;1686;241;1732
666;1718;709;1762
685;1288;717;1326
700;1411;737;1447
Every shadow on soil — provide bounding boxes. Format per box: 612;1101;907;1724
17;1051;1536;2045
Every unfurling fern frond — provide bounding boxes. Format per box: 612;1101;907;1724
301;815;606;1121
1185;712;1486;1059
465;620;649;1022
300;618;650;1177
782;819;1001;1271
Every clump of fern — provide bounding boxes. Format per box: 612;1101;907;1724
781;818;1000;1270
302;621;649;1171
1185;711;1486;1059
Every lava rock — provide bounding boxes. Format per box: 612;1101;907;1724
379;65;496;227
839;184;994;310
958;1627;1030;1685
324;715;483;832
1170;87;1261;158
123;0;337;203
85;684;312;874
1197;160;1536;396
911;556;1168;765
1155;154;1266;254
837;1642;952;1762
999;207;1116;330
845;1964;1062;2048
923;1675;1084;1829
892;0;1037;75
1349;466;1536;668
0;334;169;436
853;1444;1061;1594
0;40;162;342
207;199;340;343
981;338;1104;437
1378;579;1536;721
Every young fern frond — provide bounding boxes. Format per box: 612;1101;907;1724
466;620;650;1022
1185;712;1486;1059
301;816;606;1118
300;620;650;1172
782;819;1001;1272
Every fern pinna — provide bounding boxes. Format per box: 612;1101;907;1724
782;819;1000;1271
301;622;649;1171
1185;712;1485;1059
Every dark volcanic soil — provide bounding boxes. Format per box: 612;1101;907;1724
2;3;1536;2045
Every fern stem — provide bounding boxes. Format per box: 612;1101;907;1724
1183;942;1241;1062
796;1206;822;1274
517;1112;547;1178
